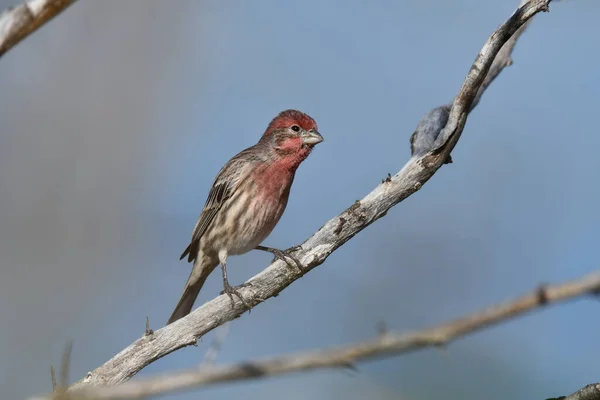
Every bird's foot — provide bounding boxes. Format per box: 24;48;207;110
220;282;252;310
256;245;303;273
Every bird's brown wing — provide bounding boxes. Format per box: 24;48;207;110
180;179;232;263
180;146;262;263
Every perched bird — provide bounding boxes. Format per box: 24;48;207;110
167;109;323;325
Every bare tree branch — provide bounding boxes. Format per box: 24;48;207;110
0;0;77;58
428;0;551;161
44;0;554;391
30;272;600;399
548;383;600;400
410;0;535;162
471;0;534;110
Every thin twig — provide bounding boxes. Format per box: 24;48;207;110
60;341;72;389
49;342;73;399
50;366;57;392
30;272;600;400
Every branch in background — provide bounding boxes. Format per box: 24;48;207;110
0;0;77;58
41;0;553;390
29;272;600;399
548;383;600;400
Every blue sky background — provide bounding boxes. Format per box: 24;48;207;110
0;1;599;399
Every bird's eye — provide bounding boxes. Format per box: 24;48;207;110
291;125;300;132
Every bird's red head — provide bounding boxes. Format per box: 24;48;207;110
265;109;318;134
259;109;323;170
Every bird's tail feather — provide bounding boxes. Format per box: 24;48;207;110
167;260;214;325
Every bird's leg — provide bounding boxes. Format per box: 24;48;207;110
255;245;303;272
219;262;251;310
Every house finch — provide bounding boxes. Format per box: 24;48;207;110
167;109;323;325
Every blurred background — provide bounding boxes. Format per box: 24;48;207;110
0;0;599;399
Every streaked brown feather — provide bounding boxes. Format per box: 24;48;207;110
180;146;264;262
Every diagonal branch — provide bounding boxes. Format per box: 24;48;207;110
471;0;536;111
410;0;536;161
30;272;600;399
0;0;77;59
62;0;554;390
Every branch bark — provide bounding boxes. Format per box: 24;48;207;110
50;0;554;390
30;272;600;399
0;0;76;59
548;383;600;400
410;0;536;161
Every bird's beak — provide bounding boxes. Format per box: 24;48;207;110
302;129;323;145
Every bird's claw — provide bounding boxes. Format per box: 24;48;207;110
286;245;303;253
270;247;303;273
255;245;304;272
220;282;252;310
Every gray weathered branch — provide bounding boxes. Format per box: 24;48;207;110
31;272;600;399
548;383;600;400
410;0;535;161
49;0;554;390
0;0;77;58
